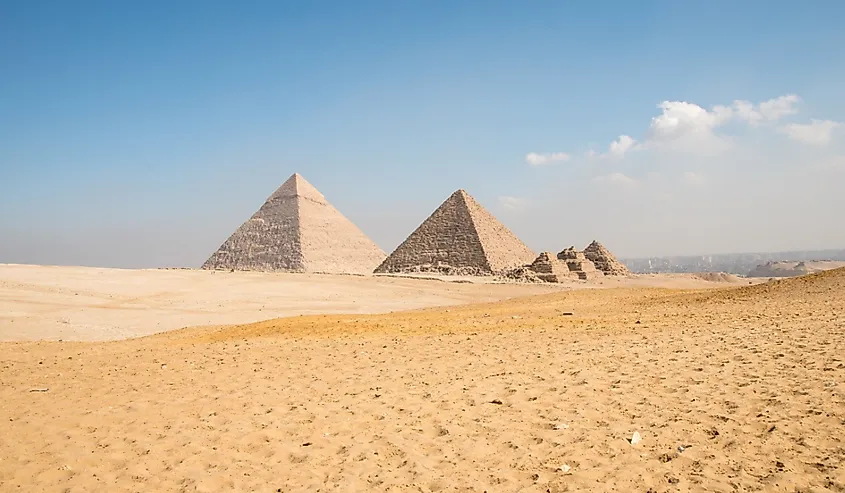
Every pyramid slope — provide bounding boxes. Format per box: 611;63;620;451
202;176;304;272
375;189;535;275
583;240;630;276
461;191;537;272
202;173;385;274
297;197;387;274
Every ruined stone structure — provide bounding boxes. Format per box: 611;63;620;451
583;240;631;276
202;173;385;274
501;266;544;283
375;189;536;275
557;247;603;280
506;241;629;283
529;252;577;282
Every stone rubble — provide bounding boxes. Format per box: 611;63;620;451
498;266;545;283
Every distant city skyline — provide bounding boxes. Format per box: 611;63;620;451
621;248;845;275
2;1;844;268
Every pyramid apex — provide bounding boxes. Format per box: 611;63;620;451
283;172;307;184
585;240;609;252
274;173;326;203
450;189;475;202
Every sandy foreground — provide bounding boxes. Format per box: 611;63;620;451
1;266;843;492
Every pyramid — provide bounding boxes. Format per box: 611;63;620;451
583;240;630;276
375;189;536;275
202;173;385;274
529;252;577;282
557;247;603;280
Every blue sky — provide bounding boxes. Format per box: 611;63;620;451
2;0;844;267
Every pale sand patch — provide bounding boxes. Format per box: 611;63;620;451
0;264;566;342
1;269;842;492
0;264;740;342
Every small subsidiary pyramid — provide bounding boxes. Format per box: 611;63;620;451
583;240;630;276
375;189;536;275
202;173;385;274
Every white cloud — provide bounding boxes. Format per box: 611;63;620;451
643;100;740;152
587;135;640;159
730;95;800;126
778;119;842;145
510;94;844;257
594;172;637;187
498;196;527;211
648;101;732;142
758;94;801;121
608;135;639;157
525;152;570;166
586;94;805;156
730;100;763;126
682;171;706;186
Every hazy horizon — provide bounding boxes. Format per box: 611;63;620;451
2;173;842;270
3;1;844;268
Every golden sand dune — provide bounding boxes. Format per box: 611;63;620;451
174;268;843;342
1;269;844;492
717;264;845;299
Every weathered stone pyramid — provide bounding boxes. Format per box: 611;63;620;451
583;240;630;276
557;247;602;280
202;173;385;274
529;252;576;282
375;189;536;275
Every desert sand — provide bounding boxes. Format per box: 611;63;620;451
1;266;843;492
0;264;739;342
0;264;569;342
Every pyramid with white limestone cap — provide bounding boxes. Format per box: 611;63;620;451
202;173;385;274
375;189;536;275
